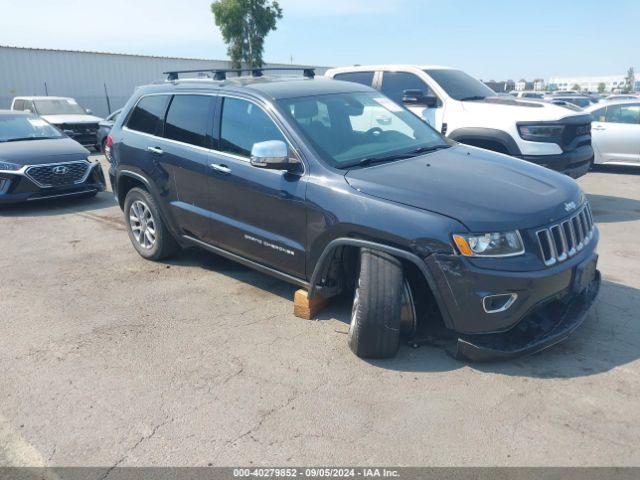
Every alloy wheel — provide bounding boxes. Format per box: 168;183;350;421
129;200;157;249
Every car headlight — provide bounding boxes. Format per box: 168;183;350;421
453;231;525;257
517;124;564;142
0;161;21;171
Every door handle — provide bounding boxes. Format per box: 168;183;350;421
147;146;163;154
210;163;231;174
592;125;605;131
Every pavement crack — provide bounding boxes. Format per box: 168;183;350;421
100;418;171;479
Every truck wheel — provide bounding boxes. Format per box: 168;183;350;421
124;187;179;261
348;248;403;358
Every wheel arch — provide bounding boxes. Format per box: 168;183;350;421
115;170;153;209
308;238;453;328
448;127;521;156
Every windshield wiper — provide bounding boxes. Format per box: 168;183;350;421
352;145;450;168
459;95;486;101
409;145;450;155
356;153;415;167
3;136;57;142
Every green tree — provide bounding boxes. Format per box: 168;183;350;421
597;82;606;93
211;0;283;70
625;67;636;92
572;83;581;91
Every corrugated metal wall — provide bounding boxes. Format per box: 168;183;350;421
0;46;327;118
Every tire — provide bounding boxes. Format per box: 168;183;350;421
124;187;179;261
348;248;403;358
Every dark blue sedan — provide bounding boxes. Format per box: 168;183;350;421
0;110;105;204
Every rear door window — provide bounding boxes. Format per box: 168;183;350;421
126;95;170;135
164;95;215;147
219;97;286;157
12;99;25;110
333;71;375;87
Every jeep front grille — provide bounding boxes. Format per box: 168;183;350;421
25;161;90;188
536;203;595;266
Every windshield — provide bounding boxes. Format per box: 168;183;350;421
0;116;64;142
34;98;87;115
424;69;496;101
278;92;448;168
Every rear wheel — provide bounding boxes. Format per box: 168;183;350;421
348;249;404;358
124;187;179;261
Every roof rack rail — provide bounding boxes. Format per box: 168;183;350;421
163;67;316;82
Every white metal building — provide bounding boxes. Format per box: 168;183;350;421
548;74;640;93
0;45;327;118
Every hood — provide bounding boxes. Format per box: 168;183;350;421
41;114;103;125
344;145;583;232
461;97;584;122
0;137;90;166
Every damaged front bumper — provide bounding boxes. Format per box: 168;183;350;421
450;270;601;362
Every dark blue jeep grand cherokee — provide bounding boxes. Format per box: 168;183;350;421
107;69;600;361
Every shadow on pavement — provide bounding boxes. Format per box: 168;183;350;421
0;191;116;217
364;280;640;378
588;193;640;223
161;242;640;379
164;247;298;302
592;164;640;176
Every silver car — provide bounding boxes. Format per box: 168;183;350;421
587;100;640;167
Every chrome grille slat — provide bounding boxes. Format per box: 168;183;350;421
536;203;595;267
25;161;90;188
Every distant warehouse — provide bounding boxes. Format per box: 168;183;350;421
0;45;327;118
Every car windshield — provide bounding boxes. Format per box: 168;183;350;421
0;116;63;142
278;92;448;168
33;98;87;115
424;69;496;101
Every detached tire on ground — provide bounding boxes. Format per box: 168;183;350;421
348;248;403;358
124;187;179;261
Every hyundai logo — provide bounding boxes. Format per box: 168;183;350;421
52;166;69;175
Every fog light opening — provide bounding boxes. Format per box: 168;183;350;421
483;293;518;314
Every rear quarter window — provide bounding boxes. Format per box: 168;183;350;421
333;71;375;87
126;95;170;135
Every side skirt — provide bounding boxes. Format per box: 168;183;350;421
182;235;309;289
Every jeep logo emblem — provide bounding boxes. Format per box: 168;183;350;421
52;166;69;175
564;201;577;212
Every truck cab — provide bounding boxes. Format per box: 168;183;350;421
326;65;594;178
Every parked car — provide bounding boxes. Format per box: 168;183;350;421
107;69;600;361
509;91;545;100
546;95;592;109
586;100;640;167
0;110;105;204
97;109;122;153
326;65;594;178
11;96;103;150
604;94;639;102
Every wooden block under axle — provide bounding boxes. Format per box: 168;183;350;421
293;289;328;320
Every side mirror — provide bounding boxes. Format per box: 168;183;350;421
85;109;93;115
250;140;297;171
402;89;438;108
24;109;33;114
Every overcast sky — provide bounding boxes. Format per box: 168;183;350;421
1;0;638;80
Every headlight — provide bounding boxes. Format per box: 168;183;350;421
517;124;564;142
453;231;525;257
0;161;21;171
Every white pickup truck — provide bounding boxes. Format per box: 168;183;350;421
326;65;593;178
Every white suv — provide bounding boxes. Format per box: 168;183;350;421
326;65;593;178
